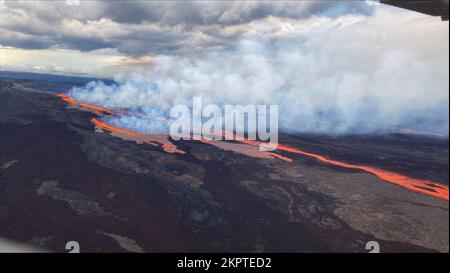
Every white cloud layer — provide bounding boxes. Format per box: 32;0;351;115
68;9;449;136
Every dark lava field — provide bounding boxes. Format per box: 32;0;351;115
0;75;448;253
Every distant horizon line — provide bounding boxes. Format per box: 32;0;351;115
0;69;113;81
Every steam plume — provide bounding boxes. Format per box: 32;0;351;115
68;10;449;136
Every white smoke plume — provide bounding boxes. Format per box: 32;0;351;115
68;10;449;137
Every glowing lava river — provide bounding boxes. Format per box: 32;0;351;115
57;93;449;201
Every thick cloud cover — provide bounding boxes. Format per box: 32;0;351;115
0;0;374;55
68;10;449;136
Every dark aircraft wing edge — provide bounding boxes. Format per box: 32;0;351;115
380;0;449;20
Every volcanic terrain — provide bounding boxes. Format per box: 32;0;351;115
0;74;448;252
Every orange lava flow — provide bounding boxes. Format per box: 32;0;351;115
228;134;448;200
274;143;449;200
91;118;140;137
270;153;294;163
56;93;448;200
56;93;114;114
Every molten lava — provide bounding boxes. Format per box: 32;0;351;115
92;118;186;154
57;93;185;154
270;143;448;200
218;133;449;200
56;94;114;115
57;93;449;201
199;138;293;162
92;118;139;137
